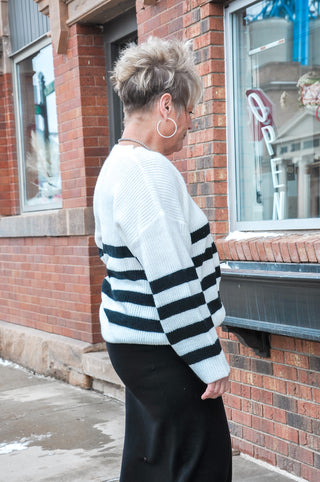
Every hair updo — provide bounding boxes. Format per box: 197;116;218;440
111;36;203;116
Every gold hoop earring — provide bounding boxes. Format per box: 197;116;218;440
156;118;178;138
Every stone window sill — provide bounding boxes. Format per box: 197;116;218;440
0;207;94;237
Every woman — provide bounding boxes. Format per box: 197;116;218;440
94;36;232;481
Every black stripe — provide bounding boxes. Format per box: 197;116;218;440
167;317;213;345
102;243;134;258
98;248;104;258
201;273;217;292
158;292;206;320
104;308;163;333
215;265;221;278
208;297;222;315
150;267;198;295
192;246;214;268
102;279;155;307
107;268;147;281
191;223;210;244
181;339;222;365
192;242;218;267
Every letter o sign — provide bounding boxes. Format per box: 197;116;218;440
247;92;268;123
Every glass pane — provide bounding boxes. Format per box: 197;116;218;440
110;32;137;146
233;0;320;222
17;44;61;210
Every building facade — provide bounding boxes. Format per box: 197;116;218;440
0;0;319;480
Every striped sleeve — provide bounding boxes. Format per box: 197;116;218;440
128;212;230;384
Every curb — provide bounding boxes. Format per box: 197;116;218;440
0;320;124;400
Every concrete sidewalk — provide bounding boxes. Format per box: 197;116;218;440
0;360;301;482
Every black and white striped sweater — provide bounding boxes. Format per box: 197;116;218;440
93;144;230;383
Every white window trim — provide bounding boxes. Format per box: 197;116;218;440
224;0;320;231
12;36;62;213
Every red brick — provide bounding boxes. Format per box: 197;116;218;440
273;363;298;380
256;238;268;261
232;241;245;260
248;238;260;261
270;347;284;363
264;376;287;394
293;237;308;262
297;400;320;419
301;465;320;482
208;16;224;31
289;445;314;466
241;371;264;387
252;415;274;434
284;352;309;369
271;238;284;262
274;424;299;443
230;381;251;399
262;238;276;262
254;446;276;466
200;2;223;18
298;369;320;386
313;387;320;404
243;426;265;446
251;387;273;405
287;382;312;400
296;339;320;356
223;393;242;410
279;240;291;262
304;236;318;262
265;434;289;455
272;335;296;351
213;114;226;127
242;399;263;417
264;405;287;423
232;409;252;427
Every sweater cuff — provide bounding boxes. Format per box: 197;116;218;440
190;349;230;384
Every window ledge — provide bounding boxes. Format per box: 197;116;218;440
216;232;320;264
0;207;94;237
220;261;320;343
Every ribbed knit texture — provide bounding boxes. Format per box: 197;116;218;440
93;145;230;383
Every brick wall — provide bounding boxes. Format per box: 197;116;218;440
0;23;108;344
219;329;320;481
0;72;18;216
54;23;109;209
0;235;104;343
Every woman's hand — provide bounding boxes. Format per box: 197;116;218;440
201;376;230;400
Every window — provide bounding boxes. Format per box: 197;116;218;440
13;39;61;212
226;0;320;230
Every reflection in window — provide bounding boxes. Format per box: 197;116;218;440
232;0;320;222
16;43;61;211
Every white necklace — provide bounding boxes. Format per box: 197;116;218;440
118;138;151;151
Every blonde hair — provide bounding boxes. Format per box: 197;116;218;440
111;36;203;116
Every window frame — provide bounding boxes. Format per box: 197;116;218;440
12;36;62;213
225;0;320;231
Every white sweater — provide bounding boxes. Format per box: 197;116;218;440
93;144;230;383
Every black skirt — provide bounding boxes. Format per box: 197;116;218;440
106;342;232;482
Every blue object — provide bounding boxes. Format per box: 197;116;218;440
293;0;309;65
246;0;320;65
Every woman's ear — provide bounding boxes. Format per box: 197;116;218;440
159;93;173;119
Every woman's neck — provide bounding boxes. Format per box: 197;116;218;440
120;111;166;155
